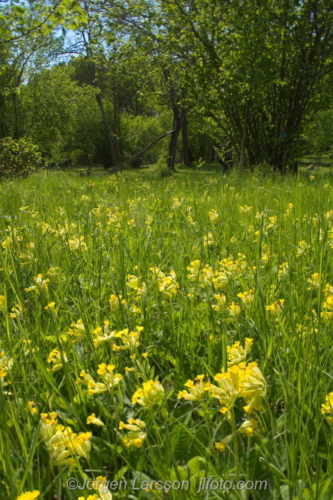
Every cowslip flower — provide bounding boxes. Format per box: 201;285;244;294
47;348;67;373
178;375;206;402
239;363;267;413
208;209;219;223
24;274;50;294
227;338;253;367
93;321;116;348
212;293;227;311
92;476;112;499
206;364;245;412
87;414;105;426
266;300;285;317
238;418;258;436
77;365;123;396
119;418;147;448
17;492;40;500
113;326;143;352
131;380;165;407
237;290;254;308
321;392;333;425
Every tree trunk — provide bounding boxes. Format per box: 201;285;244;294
167;107;186;172
182;112;192;167
239;98;250;172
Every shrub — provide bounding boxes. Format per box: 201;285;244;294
0;137;42;178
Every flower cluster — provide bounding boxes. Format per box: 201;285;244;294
40;412;92;466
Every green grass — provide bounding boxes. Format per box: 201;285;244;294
1;167;333;500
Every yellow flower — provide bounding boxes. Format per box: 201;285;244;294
215;442;226;452
178;375;206;402
44;302;56;314
239;205;253;214
237;290;254;308
227;338;253;367
227;302;241;317
266;300;285;317
68;319;86;342
203;232;214;246
307;273;321;289
238;418;258;436
207;364;245;410
28;401;38;415
208;209;219;222
24;274;50;294
239;363;267;412
47;348;67;373
119;418;147;448
321;392;333;425
17;492;40;500
87;413;105;426
131;380;165;407
212;293;227;311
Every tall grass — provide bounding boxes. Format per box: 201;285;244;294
0;167;332;500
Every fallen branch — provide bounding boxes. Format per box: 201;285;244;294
106;130;174;174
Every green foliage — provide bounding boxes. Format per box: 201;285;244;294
0;137;42;177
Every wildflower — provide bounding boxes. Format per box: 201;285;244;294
306;273;321;290
119;418;147;448
215;442;226;452
237;290;254;308
178;375;206;402
187;260;201;282
239;363;267;413
215;434;233;452
296;240;309;257
200;265;214;286
68;319;86;342
87;414;105;426
93;321;116;348
212;293;227;311
67;236;88;252
24;274;50;294
47;348;67;373
227;338;253;367
93;476;112;499
10;302;23;319
266;300;285;317
207;365;245;412
114;326;143;352
208;209;219;222
109;294;121;310
261;251;270;264
321;392;333;425
150;268;179;298
285;203;294;216
127;274;140;290
212;270;229;289
78;364;123;396
132;380;165;407
203;232;214;246
40;413;92;466
278;262;289;279
227;302;241;318
239;205;253;214
28;401;39;415
44;302;56;315
17;492;40;500
238;418;258;436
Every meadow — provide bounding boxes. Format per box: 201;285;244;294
1;166;333;500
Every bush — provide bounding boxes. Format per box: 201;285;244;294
0;137;42;178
